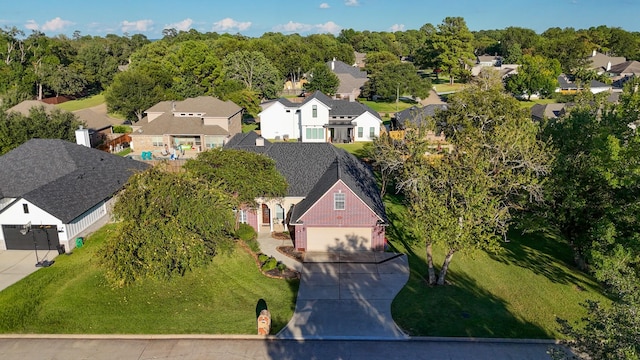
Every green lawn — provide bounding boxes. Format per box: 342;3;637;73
333;142;367;157
518;98;558;109
0;224;298;334
56;94;106;111
387;197;607;339
360;99;416;116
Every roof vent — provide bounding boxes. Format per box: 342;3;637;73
256;136;264;147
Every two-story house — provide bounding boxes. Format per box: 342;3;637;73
259;91;382;143
130;96;243;157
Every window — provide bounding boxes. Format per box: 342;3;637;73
152;136;163;147
369;127;375;137
312;105;317;118
357;127;363;138
334;192;345;210
305;127;324;140
23;204;29;214
239;210;248;224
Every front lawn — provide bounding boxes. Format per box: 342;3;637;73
0;224;298;334
387;198;607;339
518;98;558;109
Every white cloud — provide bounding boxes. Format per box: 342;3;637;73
41;17;73;32
345;0;359;6
165;18;193;32
121;19;153;32
273;20;341;35
212;17;252;32
25;20;39;30
389;24;405;32
320;2;330;8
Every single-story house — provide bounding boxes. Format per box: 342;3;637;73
130;96;243;158
556;74;612;95
225;131;387;252
588;50;626;74
530;103;570;122
259;91;382;143
393;104;448;130
0;138;149;252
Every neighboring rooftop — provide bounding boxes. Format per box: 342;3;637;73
394;104;448;129
224;132;386;221
6;100;58;116
0;139;149;223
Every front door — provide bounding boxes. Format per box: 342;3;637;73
261;204;270;225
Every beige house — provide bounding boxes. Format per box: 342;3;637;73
130;96;243;158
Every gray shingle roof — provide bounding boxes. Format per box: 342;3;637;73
0;139;149;223
327;59;367;79
394;104;448;128
6;101;57;116
137;113;228;136
73;109;114;131
301;91;380;119
224;133;386;221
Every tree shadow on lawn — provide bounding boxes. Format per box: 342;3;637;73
384;196;550;338
488;229;602;294
394;269;552;338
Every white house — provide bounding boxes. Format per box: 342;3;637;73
259;91;382;143
0;138;149;252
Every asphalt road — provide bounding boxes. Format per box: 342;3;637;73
0;335;560;360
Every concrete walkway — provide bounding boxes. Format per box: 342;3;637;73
277;251;409;340
256;231;302;272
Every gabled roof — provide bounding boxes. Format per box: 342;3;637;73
531;103;567;121
0;139;149;223
327;59;367;79
73;109;114;131
7;100;58;117
224;133;386;221
608;60;640;75
395;104;448;128
298;90;380;119
289;147;386;223
588;51;626;70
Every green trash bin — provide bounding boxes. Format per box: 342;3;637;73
75;237;84;248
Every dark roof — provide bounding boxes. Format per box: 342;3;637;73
0;139;149;223
289;147;386;223
394;104;448;128
327;59;367;79
224;133;386;221
301;91;380;119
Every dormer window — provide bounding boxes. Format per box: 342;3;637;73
334;192;345;210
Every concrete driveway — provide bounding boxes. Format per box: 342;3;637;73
0;250;56;292
277;251;410;340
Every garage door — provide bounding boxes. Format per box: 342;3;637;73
2;225;60;250
306;227;371;252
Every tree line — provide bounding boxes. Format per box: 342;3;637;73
2;22;639;118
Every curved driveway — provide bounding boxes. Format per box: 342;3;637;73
277;251;409;340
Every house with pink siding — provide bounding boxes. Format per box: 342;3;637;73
225;132;387;252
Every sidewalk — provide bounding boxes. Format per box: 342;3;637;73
256;231;303;272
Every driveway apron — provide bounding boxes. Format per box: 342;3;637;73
277;251;410;340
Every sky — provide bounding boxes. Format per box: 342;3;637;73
1;0;639;39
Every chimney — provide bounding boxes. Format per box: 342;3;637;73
332;57;336;71
255;136;264;147
606;61;612;71
592;49;597;57
75;126;91;147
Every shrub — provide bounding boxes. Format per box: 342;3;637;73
277;262;287;272
244;238;260;253
236;223;256;242
261;257;277;271
258;253;269;263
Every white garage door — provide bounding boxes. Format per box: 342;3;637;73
306;227;371;252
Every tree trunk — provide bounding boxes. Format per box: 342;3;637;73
37;82;43;100
426;242;436;285
436;249;455;285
